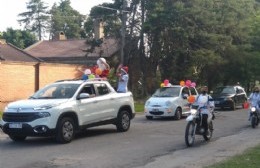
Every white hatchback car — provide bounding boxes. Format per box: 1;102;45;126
144;85;198;120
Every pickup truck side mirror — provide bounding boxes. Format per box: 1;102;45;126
77;93;90;100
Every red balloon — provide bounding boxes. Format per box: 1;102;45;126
164;79;169;86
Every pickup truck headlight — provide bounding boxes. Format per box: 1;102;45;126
36;112;51;118
33;104;56;110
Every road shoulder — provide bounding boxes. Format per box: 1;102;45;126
135;126;260;168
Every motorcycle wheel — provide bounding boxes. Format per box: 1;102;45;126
251;116;256;128
185;121;196;147
203;121;213;141
256;116;259;126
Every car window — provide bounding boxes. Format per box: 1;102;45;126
236;88;244;94
181;87;190;96
189;87;197;95
80;84;96;97
152;87;181;97
95;83;110;96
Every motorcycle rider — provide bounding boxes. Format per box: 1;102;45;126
195;86;215;133
248;87;260;120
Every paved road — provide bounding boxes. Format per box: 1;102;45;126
0;108;258;168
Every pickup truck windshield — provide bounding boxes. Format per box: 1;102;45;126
152;87;181;97
31;83;80;99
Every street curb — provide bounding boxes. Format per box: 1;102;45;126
0;128;7;139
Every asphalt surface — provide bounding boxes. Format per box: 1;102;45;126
0;111;260;168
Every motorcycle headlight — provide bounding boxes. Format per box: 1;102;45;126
190;109;197;114
251;107;256;112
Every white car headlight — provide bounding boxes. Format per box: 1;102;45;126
145;101;150;106
165;101;172;107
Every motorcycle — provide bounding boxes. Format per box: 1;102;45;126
249;106;259;128
185;104;214;147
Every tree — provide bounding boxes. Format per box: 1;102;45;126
18;0;50;40
2;28;37;49
50;0;84;39
142;0;256;91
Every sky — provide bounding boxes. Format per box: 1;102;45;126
0;0;113;32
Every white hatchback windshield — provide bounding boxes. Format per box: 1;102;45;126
152;87;181;97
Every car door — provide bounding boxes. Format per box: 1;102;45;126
93;83;117;120
235;87;246;105
76;84;101;125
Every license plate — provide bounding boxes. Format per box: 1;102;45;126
152;108;159;112
9;123;22;129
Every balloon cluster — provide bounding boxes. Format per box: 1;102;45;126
95;58;110;78
160;79;171;87
81;68;95;80
179;80;197;103
81;58;110;80
179;80;196;88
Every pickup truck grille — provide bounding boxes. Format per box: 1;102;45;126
2;113;40;122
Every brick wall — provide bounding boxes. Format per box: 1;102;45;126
0;61;86;111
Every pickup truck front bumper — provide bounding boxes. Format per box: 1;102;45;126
2;123;56;137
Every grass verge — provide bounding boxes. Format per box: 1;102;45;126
134;101;144;113
205;144;260;168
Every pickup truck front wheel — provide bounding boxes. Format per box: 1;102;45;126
116;110;131;132
56;117;75;143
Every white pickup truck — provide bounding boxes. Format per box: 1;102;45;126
0;79;135;143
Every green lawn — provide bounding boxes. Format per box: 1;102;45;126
205;144;260;168
134;101;144;113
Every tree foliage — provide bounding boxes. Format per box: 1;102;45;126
50;0;84;39
2;28;37;49
18;0;50;40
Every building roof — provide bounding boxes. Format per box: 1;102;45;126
0;41;42;62
24;38;120;59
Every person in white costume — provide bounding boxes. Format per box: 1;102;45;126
248;86;260;120
196;86;215;132
249;87;260;110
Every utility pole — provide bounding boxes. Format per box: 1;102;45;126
120;0;127;65
96;1;128;65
